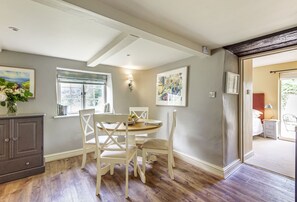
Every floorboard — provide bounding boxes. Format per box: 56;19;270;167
0;154;294;202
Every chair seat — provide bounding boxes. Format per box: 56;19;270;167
135;137;150;145
86;136;109;145
141;138;168;150
86;138;96;144
136;133;148;137
101;145;137;158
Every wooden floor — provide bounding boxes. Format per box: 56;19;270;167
0;154;294;202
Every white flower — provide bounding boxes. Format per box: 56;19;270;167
5;89;13;93
0;91;7;102
13;89;21;95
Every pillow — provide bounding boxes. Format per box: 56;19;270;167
253;109;263;118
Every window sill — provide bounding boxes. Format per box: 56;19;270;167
53;112;112;119
53;114;79;119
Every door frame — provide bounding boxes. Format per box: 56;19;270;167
239;45;297;162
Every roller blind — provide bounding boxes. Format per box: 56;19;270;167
57;69;107;85
280;71;297;80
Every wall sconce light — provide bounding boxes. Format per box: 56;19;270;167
128;74;133;91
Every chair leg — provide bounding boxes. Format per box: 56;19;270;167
133;153;137;177
168;152;174;180
110;163;114;175
142;149;146;183
94;147;98;160
96;158;101;195
81;147;87;169
171;150;175;168
125;163;129;198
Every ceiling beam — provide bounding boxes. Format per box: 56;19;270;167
87;33;138;67
224;26;297;57
32;0;209;57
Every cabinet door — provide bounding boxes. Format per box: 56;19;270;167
0;119;10;161
12;117;43;158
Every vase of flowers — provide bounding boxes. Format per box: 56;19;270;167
0;78;33;114
7;101;18;114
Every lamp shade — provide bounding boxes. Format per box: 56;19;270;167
264;104;273;109
128;74;133;81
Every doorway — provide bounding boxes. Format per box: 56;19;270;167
240;47;297;178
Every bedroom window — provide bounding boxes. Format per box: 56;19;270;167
56;68;111;115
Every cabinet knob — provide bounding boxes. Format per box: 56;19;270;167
12;137;18;141
4;138;10;142
25;162;30;166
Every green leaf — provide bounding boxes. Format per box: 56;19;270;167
0;78;5;85
6;82;15;88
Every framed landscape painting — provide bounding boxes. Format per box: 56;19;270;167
0;66;35;98
156;66;188;106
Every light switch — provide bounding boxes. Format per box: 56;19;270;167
209;91;216;98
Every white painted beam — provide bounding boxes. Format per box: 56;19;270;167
87;33;138;67
32;0;209;56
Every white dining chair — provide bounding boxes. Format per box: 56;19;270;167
141;110;176;182
94;114;138;198
129;107;149;120
79;109;98;169
129;107;149;144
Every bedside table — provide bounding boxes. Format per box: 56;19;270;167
263;119;279;139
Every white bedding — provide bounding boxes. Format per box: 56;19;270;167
253;116;263;136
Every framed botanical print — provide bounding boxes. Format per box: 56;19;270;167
156;66;188;106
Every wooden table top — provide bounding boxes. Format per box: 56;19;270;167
100;119;162;132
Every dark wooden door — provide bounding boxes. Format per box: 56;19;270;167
0;119;10;161
12;117;43;158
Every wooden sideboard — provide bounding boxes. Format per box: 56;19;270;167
0;113;45;183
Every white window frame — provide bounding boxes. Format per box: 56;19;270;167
56;67;113;116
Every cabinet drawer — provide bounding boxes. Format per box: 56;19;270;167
264;123;275;130
0;154;43;175
265;129;274;136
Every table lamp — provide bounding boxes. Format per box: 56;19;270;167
264;104;274;119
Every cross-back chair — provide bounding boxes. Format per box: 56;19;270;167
79;109;97;169
283;114;297;132
129;107;149;144
93;114;138;198
141;110;176;182
129;107;149;120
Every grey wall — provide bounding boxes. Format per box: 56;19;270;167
138;49;239;167
138;49;225;166
0;49;239;168
222;51;239;166
0;50;140;154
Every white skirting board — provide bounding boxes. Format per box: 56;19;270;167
45;148;241;178
223;159;242;178
244;150;254;161
44;147;95;163
173;150;241;179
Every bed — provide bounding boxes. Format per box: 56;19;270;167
252;93;265;136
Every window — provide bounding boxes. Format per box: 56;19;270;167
56;68;109;115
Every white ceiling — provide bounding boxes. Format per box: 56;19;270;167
0;0;121;61
253;49;297;68
99;0;297;48
1;0;297;69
